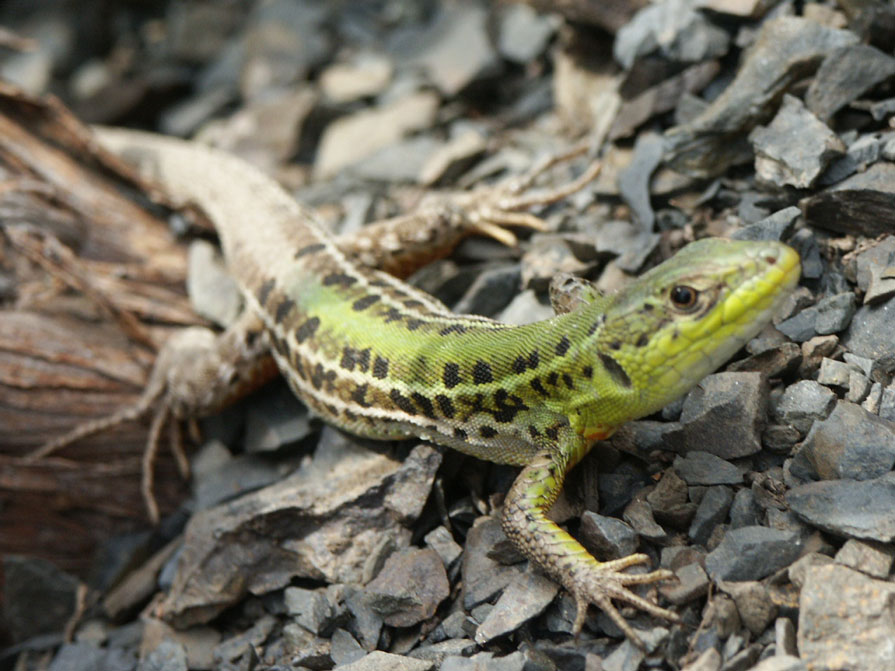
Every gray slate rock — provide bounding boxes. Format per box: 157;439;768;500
48;643;106;671
798;564;895;671
579;512;639;560
689;486;734;546
729;489;762;529
792;401;895;482
772;380;836;434
705;526;803;581
461;517;522;610
674;451;744;486
160;440;441;627
140;639;188;671
365;548;450;627
679;372;766;459
802;162;895;237
805;44;895;121
787;474;895;542
731;206;800;242
664;16;857;177
337;651;433;671
834;539;895;580
3;555;79;643
750;94;844;189
814;293;857;335
285;586;334;636
842;295;895;362
475;570;560;644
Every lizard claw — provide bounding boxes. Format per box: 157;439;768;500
567;554;679;650
460;145;602;246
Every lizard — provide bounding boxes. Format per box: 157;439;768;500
32;128;801;648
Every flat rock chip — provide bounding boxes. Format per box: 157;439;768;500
364;548;450;628
842;295;895;362
802;163;895;237
805;44;895;121
798;564;895;671
705;526;802;581
787;474;895;542
664;16;857;177
475;570;560;644
674;451;743;486
679;372;766;459
749;94;844;189
338;651;434;671
159;442;441;627
791;401;895;481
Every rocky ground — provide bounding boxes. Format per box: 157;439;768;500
2;1;895;670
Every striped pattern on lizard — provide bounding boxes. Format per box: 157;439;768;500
35;129;801;648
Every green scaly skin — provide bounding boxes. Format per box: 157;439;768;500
85;131;802;646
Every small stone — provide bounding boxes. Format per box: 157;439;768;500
408;639;478;665
3;555;80;643
319;53;393;104
47;643;106;671
579;512;639;560
855;237;895;292
776;616;798;656
679;372;766;459
314;91;439;178
729;489;762;528
834;539;895;579
243;382;314;452
762;424;801;453
497;3;560;64
141;639;188;671
817;358;857;388
282;623;332;669
400;3;500;96
749;656;807;671
623;497;668;543
365;548;450;628
772;380;836;434
475;570;560;644
689;486;734;546
681;647;722;671
846;370;872;404
285;587;334;636
803;163;895;238
424;526;463;575
798;564;895;670
788;474;895;542
705;526;803;581
750;94;845;189
660;562;710;605
799;335;839;378
805;44;895;120
336;651;434;671
462;518;522;611
731;206;800;241
419;130;487;187
814;293;857;335
793;401;895;481
674;452;744;486
330;629;367;667
452;265;520;318
861;382;883;414
719;580;777;636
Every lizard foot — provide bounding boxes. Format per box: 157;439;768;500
566;553;679;650
460;143;602;246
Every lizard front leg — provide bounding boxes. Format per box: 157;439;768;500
500;424;678;649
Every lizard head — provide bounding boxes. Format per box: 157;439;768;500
578;238;800;431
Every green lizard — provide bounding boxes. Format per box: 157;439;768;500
36;129;801;647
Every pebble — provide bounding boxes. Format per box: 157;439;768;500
731;205;800;242
791;400;895;481
798;564;895;671
365;548;450;628
579;511;639;559
679;372;766;459
475;570;559;644
337;650;434;671
689;485;733;545
805;44;895;120
787;473;895;542
674;451;744;486
749;94;844;188
834;538;895;579
705;526;802;581
772;380;836;435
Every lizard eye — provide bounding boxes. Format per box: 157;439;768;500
670;285;699;311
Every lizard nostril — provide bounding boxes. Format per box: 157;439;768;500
765;255;777;265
